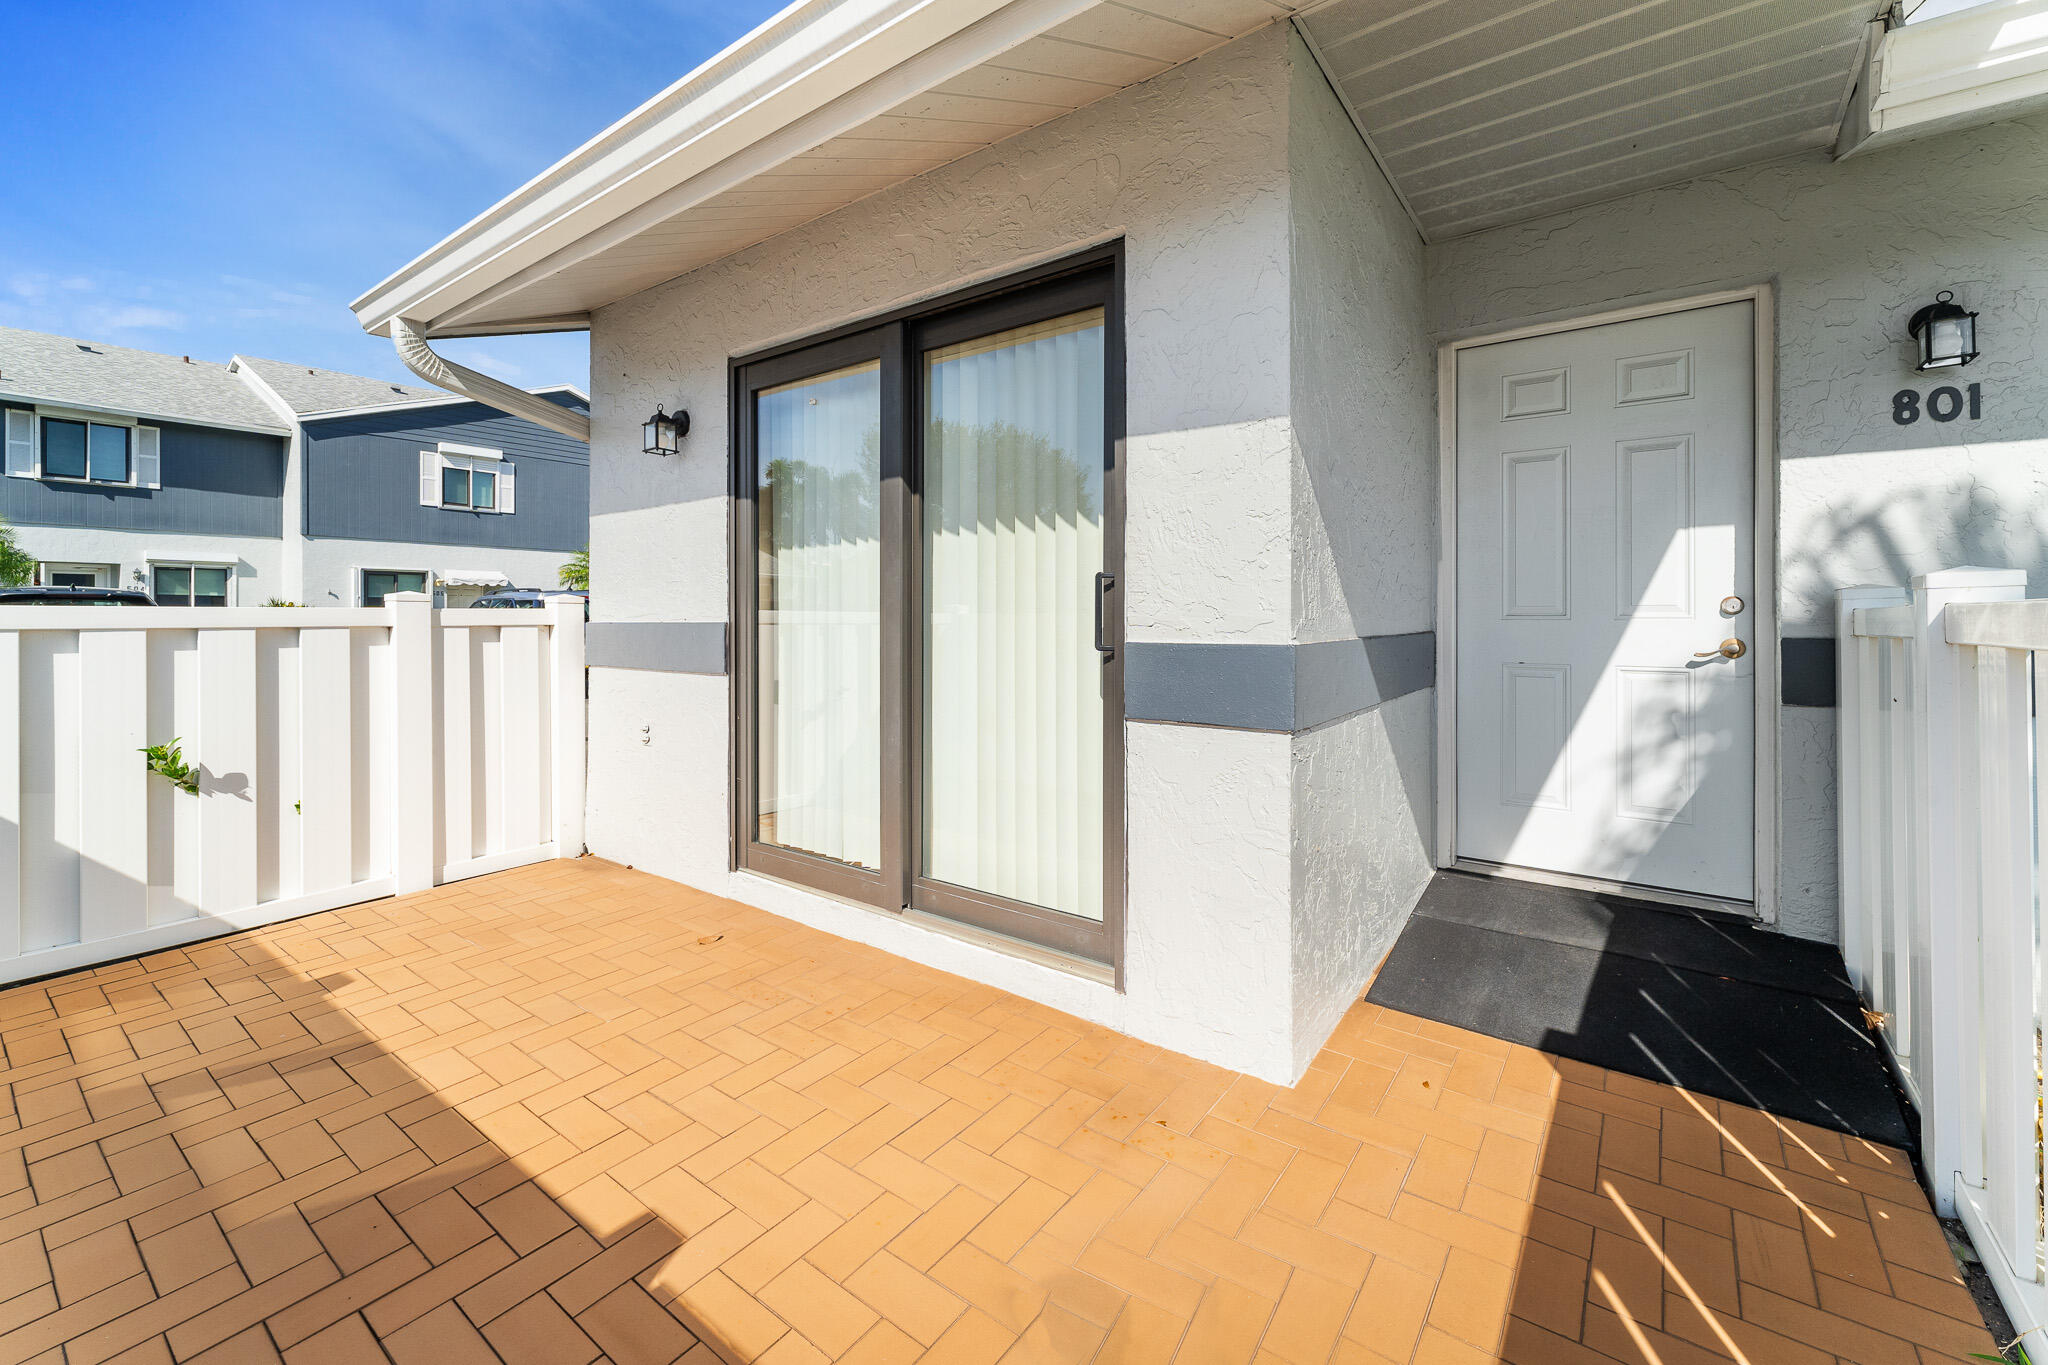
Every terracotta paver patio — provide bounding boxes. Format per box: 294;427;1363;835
0;858;1997;1363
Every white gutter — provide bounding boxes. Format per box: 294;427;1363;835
390;318;590;443
1837;0;2048;155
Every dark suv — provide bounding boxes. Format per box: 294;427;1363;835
473;589;588;617
0;586;154;606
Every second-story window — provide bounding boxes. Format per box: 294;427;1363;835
420;443;514;513
441;462;496;510
42;418;130;483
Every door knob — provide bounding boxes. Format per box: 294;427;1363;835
1694;638;1747;660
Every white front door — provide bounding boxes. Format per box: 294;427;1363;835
1454;302;1756;903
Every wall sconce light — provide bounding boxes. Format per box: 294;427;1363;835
1907;290;1978;371
643;405;688;455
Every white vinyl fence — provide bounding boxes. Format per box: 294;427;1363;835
1838;566;2044;1342
0;593;584;985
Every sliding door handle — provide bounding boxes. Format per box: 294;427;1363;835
1094;572;1115;660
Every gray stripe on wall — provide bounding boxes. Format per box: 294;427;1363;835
587;622;728;675
1125;633;1436;732
1296;632;1437;731
1124;643;1295;731
1782;636;1836;708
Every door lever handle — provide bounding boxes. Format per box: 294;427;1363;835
1094;572;1115;660
1694;638;1747;660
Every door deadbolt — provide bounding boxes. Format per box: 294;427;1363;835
1720;595;1745;616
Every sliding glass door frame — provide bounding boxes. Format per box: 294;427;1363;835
728;245;1126;973
731;326;902;907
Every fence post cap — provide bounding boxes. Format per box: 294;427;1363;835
1910;566;2029;590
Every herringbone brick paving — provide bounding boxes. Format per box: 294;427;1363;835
0;858;1996;1363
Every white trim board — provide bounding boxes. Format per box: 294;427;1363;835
1434;284;1782;923
296;383;591;424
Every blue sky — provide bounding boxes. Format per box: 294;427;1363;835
0;0;776;392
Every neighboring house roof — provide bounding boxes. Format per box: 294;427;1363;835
0;326;291;435
230;355;440;415
0;326;584;442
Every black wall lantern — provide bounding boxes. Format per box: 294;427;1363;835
1907;290;1979;371
643;404;689;456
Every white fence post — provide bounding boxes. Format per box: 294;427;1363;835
197;628;259;915
548;598;586;858
1906;567;2027;1216
390;593;436;895
1835;585;1908;999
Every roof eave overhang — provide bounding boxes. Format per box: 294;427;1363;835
352;0;1093;340
0;390;290;438
1837;0;2048;156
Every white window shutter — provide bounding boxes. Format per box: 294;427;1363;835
498;462;515;514
4;410;34;479
134;425;161;488
420;451;439;506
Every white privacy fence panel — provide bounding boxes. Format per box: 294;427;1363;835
0;595;584;986
1839;568;2045;1343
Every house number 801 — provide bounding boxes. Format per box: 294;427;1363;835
1893;383;1983;425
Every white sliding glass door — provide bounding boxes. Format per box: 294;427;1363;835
922;310;1106;922
753;361;882;871
735;254;1123;965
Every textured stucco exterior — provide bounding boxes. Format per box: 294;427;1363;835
581;24;1446;1082
588;26;1312;1079
1427;110;2048;942
1285;39;1437;1072
13;526;288;603
297;536;578;606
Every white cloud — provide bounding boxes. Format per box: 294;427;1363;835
92;305;185;331
445;346;523;378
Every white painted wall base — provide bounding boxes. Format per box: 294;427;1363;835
300;536;579;606
12;528;287;602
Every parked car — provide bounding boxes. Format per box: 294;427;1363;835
0;587;154;605
472;588;588;617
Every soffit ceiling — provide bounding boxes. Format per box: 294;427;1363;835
1295;0;1883;240
409;0;1890;335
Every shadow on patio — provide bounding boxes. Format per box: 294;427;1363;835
0;858;1999;1362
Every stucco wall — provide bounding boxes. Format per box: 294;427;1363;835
12;527;286;602
588;26;1311;1079
298;537;577;606
1285;34;1438;1067
1427;111;2048;942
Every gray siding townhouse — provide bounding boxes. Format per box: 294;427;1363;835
0;328;589;605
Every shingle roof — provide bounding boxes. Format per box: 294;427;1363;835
0;327;292;434
232;355;443;415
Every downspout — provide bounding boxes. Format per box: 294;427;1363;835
391;316;591;442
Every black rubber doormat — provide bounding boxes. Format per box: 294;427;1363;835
1364;872;1911;1148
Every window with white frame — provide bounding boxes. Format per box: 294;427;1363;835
2;408;161;488
152;563;232;607
420;442;513;513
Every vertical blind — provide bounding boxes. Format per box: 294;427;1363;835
923;309;1106;921
755;361;882;870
